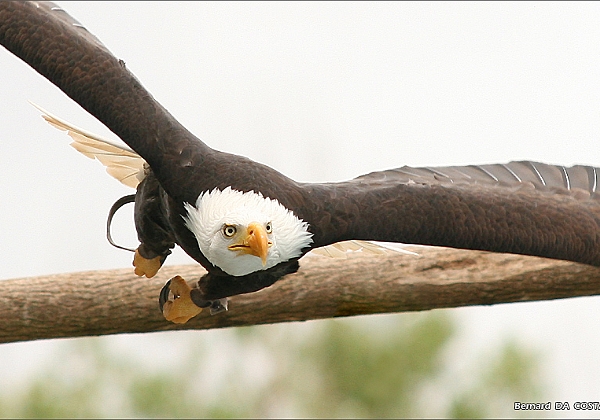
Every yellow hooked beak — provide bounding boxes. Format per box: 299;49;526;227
228;222;273;265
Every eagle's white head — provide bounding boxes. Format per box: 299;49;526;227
183;187;313;276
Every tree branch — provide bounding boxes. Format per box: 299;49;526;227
2;246;600;344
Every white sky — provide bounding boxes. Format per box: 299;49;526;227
2;2;600;415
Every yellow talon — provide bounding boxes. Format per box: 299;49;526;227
133;248;162;278
162;275;203;324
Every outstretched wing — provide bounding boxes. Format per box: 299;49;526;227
352;161;600;195
32;103;146;189
0;2;303;207
0;2;213;202
300;161;600;266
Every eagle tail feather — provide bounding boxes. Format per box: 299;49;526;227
31;102;146;188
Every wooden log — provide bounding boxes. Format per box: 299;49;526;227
1;246;600;344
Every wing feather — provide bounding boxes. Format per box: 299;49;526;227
32;102;146;188
310;240;418;259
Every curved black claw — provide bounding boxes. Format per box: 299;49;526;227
209;298;229;315
158;278;172;313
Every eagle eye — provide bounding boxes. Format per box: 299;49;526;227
265;221;273;234
223;224;237;238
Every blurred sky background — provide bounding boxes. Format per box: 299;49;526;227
2;2;600;416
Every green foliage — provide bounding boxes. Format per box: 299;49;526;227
449;339;546;418
292;313;454;417
0;311;547;418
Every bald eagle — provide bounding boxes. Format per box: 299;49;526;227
3;2;600;324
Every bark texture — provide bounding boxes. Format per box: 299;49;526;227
2;246;600;344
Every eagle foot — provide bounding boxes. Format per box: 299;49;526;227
133;248;162;278
208;298;229;315
160;275;203;324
